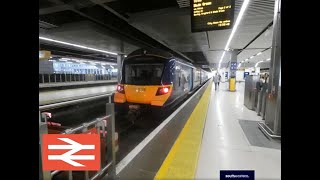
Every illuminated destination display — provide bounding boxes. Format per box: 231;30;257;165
191;0;235;32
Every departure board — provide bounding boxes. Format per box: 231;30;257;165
191;0;235;32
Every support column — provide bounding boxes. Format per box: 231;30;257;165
229;49;238;78
228;49;238;91
117;41;125;83
265;0;281;136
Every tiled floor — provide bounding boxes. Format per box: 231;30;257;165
195;82;281;180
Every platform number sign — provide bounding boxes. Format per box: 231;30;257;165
230;62;237;70
244;72;249;78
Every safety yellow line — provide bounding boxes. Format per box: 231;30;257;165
154;81;212;180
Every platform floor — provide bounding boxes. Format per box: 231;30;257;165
195;82;281;179
39;85;116;105
39;79;117;88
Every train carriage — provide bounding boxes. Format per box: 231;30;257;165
114;48;210;119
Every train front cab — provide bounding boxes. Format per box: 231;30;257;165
114;56;174;108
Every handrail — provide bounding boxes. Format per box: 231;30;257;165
62;115;109;134
39;73;114;84
39;102;116;180
258;122;281;139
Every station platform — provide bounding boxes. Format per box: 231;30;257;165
39;85;116;105
115;80;281;180
39;79;117;88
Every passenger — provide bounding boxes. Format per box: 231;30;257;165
213;73;220;90
264;73;269;84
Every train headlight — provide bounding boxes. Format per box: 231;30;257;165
117;84;125;94
156;87;170;96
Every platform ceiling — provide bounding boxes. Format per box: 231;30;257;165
39;0;275;68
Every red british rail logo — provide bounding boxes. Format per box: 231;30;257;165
42;134;100;170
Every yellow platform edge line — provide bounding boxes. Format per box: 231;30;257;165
154;81;213;180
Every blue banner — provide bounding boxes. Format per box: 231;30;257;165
220;170;254;180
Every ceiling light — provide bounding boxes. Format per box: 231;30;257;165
250;56;254;59
245;59;249;61
257;52;262;55
39;36;118;56
218;0;251;69
255;60;263;67
266;58;271;61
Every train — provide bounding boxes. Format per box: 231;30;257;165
114;48;211;121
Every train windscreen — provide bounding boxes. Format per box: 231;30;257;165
124;63;164;85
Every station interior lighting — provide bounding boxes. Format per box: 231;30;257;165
239;46;272;65
218;0;250;69
255;60;263;67
39;36;118;56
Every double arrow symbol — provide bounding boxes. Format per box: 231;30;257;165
48;138;95;167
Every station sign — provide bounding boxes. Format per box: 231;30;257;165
42;134;100;170
39;50;51;60
230;62;237;70
191;0;235;32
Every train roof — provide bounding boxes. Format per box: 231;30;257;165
126;48;194;67
127;48;174;60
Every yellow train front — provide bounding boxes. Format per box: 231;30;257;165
114;48;209;120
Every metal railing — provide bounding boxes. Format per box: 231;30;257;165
39;94;116;180
39;73;115;84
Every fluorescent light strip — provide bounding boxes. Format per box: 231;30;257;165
39;37;118;56
255;60;263;67
257;52;262;55
218;0;250;69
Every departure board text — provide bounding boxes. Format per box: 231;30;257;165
191;0;235;32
